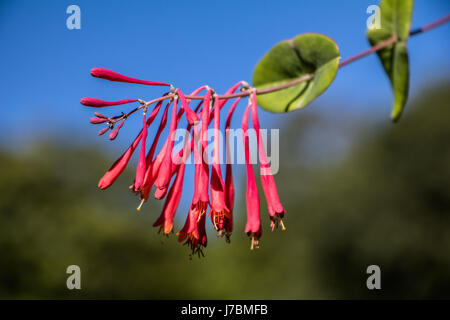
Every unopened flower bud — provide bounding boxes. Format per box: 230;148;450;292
81;97;138;108
98;127;110;136
109;119;125;140
94;112;108;119
90;117;108;124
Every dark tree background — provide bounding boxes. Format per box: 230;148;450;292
0;83;449;299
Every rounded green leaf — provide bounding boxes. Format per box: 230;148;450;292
252;33;340;113
367;0;414;121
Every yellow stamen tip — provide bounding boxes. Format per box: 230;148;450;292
137;199;145;211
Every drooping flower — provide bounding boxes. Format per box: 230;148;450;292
152;120;194;232
250;91;286;231
177;201;208;258
209;95;231;240
153;162;186;234
189;89;212;222
90;68;170;87
206;82;244;240
242;103;262;249
133;111;149;191
137;101;171;207
223;97;241;239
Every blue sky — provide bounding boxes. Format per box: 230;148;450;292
1;0;449;147
0;0;448;152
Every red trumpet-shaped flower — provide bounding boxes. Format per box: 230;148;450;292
177;202;208;258
209;95;231;240
242;103;262;250
207;82;244;241
153;162;186;234
152;124;193;232
138;101;171;207
189;89;212;223
250;91;286;231
133;110;148;191
223;97;241;239
91;68;170;87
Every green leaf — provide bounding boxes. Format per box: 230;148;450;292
252;33;340;113
367;0;414;121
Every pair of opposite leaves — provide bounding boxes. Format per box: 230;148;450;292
253;0;413;122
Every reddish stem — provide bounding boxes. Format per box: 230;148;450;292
108;14;449;121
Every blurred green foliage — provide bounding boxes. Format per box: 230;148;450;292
0;84;449;299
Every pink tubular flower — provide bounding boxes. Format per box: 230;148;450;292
209;95;232;240
133;111;148;191
98;135;141;190
135;100;171;205
242;103;262;249
90;68;170;86
152;126;192;232
190;89;212;221
81;97;138;108
153;162;186;234
153;158;180;200
223;97;241;239
250;92;286;231
177;202;208;258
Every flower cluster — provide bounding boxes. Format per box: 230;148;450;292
81;68;286;257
